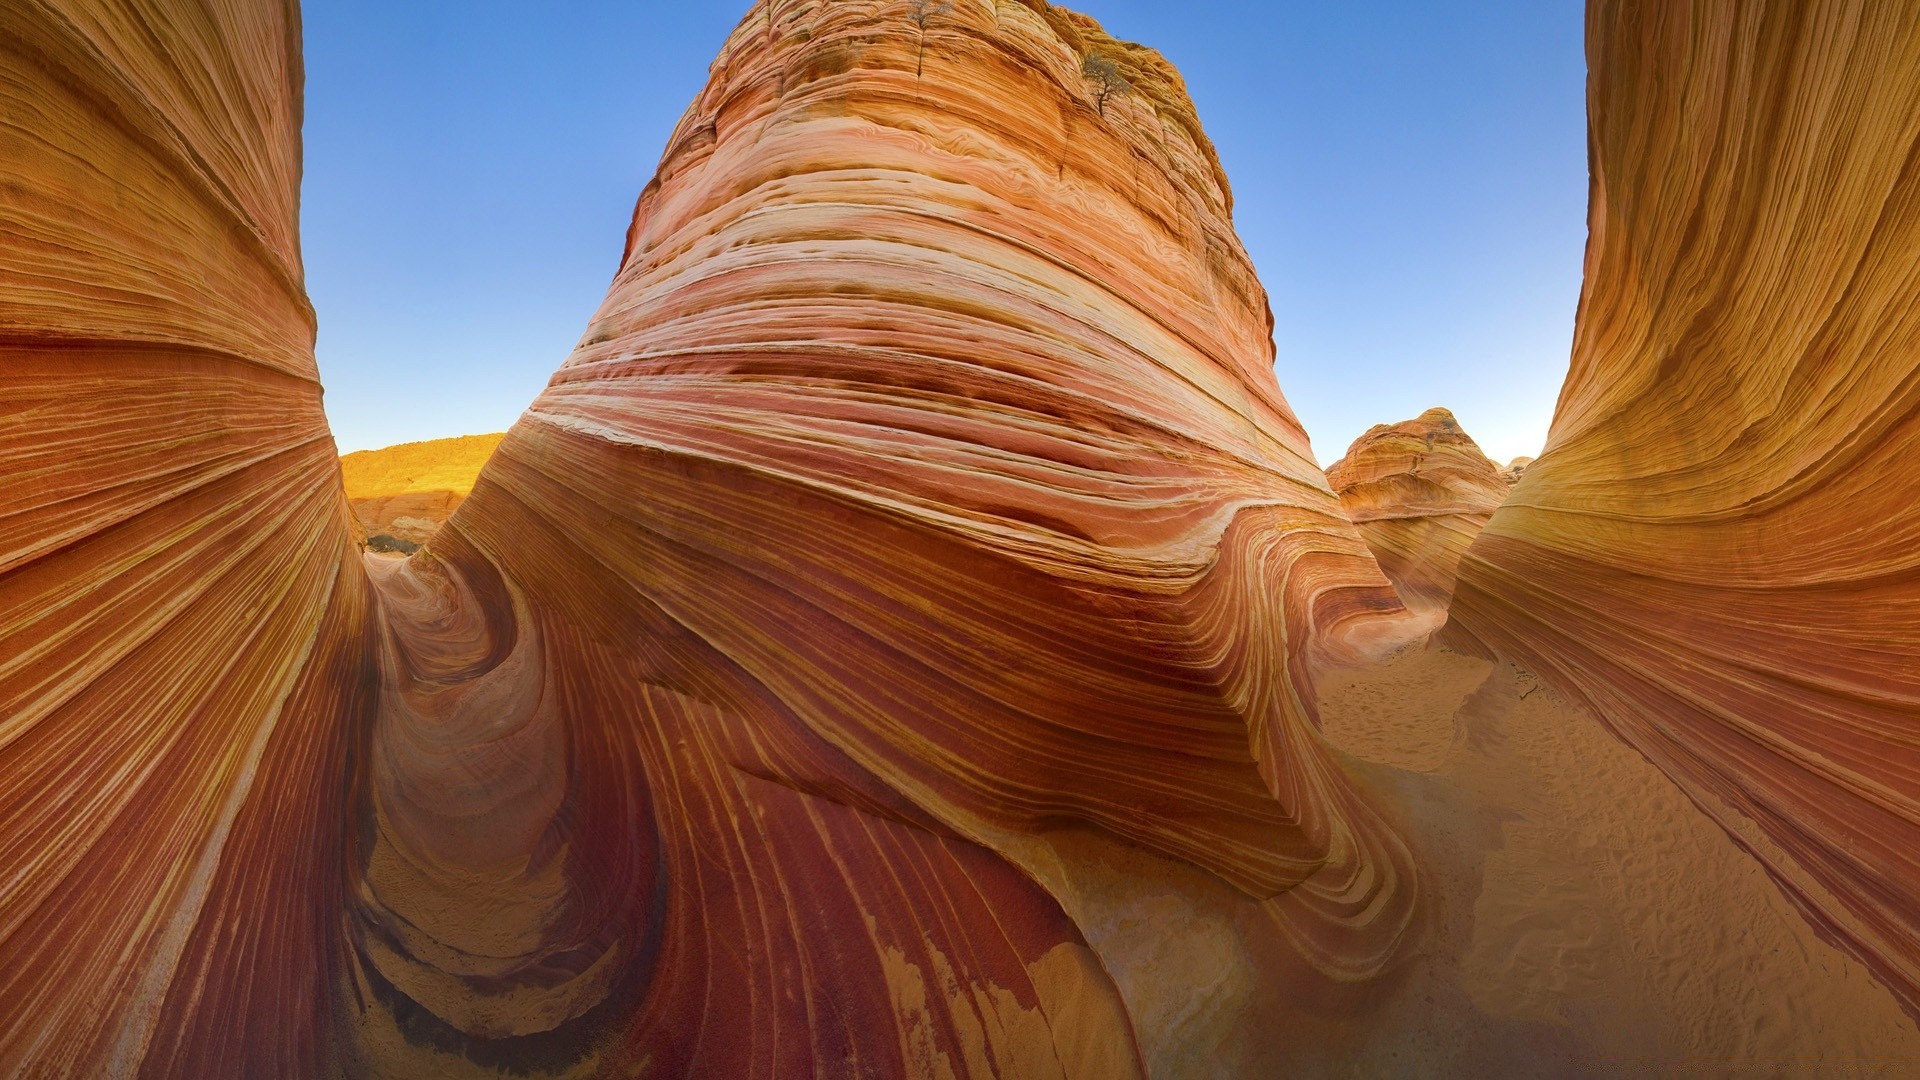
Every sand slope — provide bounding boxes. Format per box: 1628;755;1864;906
1312;638;1920;1075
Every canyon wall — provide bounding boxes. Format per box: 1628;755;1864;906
0;0;375;1074
1448;0;1920;1017
0;0;1414;1074
1328;408;1508;614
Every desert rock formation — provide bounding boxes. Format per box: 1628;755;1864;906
341;432;504;544
10;0;1920;1073
0;0;1415;1075
1448;0;1920;1019
1328;408;1509;615
385;0;1427;1070
1498;456;1532;484
1;0;364;1073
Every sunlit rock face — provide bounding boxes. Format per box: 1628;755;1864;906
341;433;504;544
1327;408;1508;615
416;0;1418;1071
1448;0;1920;1019
1498;456;1533;484
0;0;1415;1075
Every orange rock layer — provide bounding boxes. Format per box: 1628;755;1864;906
1448;0;1920;1019
0;0;1415;1074
1327;408;1509;614
340;432;504;543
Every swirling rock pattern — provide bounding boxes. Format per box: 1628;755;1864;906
1327;408;1509;615
0;0;1414;1074
341;433;505;545
1448;0;1920;1019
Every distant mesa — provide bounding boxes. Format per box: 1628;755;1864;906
1327;407;1508;616
339;432;503;546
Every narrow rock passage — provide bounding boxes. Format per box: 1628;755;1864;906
1308;634;1920;1076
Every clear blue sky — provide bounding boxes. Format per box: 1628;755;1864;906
302;1;1586;466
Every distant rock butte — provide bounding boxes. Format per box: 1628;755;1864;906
340;432;504;544
1448;0;1920;1019
1328;408;1508;615
0;0;1414;1075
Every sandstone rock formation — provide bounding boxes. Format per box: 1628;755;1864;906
0;0;1415;1075
341;432;504;544
1448;0;1920;1019
1498;456;1532;484
1;2;361;1074
1328;408;1509;614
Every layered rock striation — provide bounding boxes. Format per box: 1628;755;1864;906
1449;0;1920;1018
0;0;1415;1075
396;0;1420;1070
1328;408;1509;615
0;1;367;1074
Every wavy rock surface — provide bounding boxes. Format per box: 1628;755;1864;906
1328;408;1508;614
341;432;504;544
0;1;365;1074
0;0;1414;1074
1448;0;1920;1019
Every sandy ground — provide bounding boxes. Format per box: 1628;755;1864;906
1308;635;1920;1077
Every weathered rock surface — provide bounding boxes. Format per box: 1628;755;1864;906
341;432;504;544
1448;0;1920;1019
0;2;365;1074
1498;456;1533;484
1328;408;1508;614
0;0;1414;1075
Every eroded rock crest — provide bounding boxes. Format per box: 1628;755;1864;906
1328;407;1509;615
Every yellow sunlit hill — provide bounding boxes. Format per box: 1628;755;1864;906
339;432;503;548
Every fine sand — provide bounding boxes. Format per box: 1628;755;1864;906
1308;634;1920;1076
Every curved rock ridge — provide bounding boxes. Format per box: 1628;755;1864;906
412;0;1419;1070
0;0;1416;1075
1498;456;1534;485
1448;0;1920;1018
341;432;506;544
1327;408;1508;615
